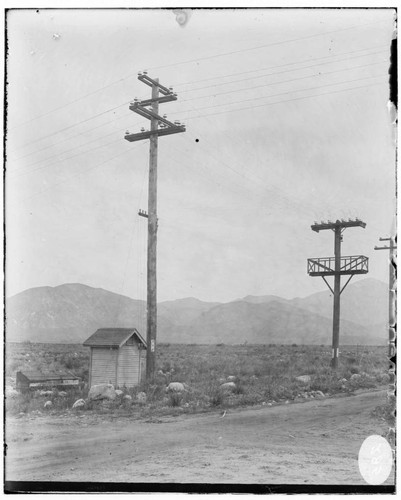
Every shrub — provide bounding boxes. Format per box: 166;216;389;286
168;392;182;407
208;386;225;407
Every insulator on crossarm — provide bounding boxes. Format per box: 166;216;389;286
143;70;148;75
125;130;130;135
141;127;145;132
138;71;142;76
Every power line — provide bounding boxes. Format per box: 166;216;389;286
8;142;146;206
177;61;387;112
148;19;390;71
7;18;388;135
172;44;388;88
8;111;138;164
177;50;388;95
183;79;384;122
8;135;128;181
9;73;384;179
6;101;131;154
8;45;387;157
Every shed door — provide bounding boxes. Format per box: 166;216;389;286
117;344;140;388
91;348;118;386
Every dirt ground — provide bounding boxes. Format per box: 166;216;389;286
5;388;394;487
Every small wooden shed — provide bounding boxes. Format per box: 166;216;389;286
83;328;147;388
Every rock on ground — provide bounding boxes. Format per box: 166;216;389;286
44;401;52;408
220;382;236;391
296;375;311;384
124;395;132;400
88;384;116;401
58;391;67;397
227;376;236;382
115;390;123;396
350;374;361;382
72;399;86;409
136;392;147;403
166;382;185;393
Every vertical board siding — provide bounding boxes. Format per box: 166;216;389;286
91;348;118;386
117;344;140;387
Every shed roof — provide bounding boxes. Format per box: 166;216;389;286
17;371;80;381
83;328;147;348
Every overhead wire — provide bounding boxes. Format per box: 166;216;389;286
176;49;388;95
8;134;129;181
8;45;387;160
171;44;388;88
7;18;389;144
147;18;391;71
177;61;387;113
8;52;386;169
8;141;147;206
182;78;384;122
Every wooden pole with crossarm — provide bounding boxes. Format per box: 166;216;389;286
307;219;368;369
124;72;186;381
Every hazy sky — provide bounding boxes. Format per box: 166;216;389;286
6;8;396;303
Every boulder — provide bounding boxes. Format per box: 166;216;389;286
227;376;236;382
166;382;185;393
296;375;311;384
220;382;236;392
58;391;67;397
315;391;325;398
44;400;52;408
115;390;123;396
88;384;116;401
350;374;361;382
136;392;147;404
72;399;85;409
124;395;132;400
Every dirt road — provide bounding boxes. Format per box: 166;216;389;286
5;389;394;486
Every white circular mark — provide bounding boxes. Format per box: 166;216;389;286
358;435;393;485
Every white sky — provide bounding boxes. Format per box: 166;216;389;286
5;7;396;302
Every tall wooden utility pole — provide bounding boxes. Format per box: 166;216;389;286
374;236;397;357
307;219;368;369
124;72;185;381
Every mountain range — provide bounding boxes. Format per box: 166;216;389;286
5;278;388;345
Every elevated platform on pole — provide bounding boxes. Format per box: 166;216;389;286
307;255;369;276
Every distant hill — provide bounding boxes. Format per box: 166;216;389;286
290;278;388;327
172;299;385;345
6;283;146;343
6;279;388;345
